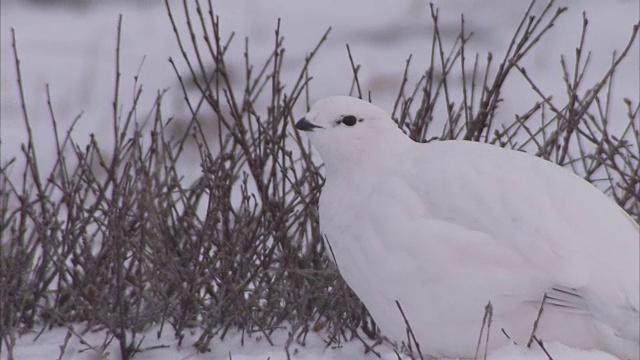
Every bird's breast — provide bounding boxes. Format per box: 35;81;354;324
319;175;429;281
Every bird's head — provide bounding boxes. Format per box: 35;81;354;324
295;96;408;173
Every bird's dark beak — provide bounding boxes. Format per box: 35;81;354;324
295;118;323;132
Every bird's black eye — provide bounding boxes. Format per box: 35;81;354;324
342;115;357;126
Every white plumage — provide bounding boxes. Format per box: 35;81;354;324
295;96;639;359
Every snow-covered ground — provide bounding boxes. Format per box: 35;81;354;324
1;0;638;359
8;324;625;360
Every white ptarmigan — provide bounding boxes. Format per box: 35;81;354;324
295;96;640;359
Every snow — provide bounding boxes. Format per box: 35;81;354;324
1;0;638;359
10;325;387;360
8;324;627;360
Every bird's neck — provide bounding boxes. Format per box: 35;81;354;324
317;126;414;183
324;141;408;183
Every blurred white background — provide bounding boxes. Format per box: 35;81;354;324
1;0;638;176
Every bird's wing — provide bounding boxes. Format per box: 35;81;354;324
404;140;639;305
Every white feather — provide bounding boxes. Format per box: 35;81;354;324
296;96;640;359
